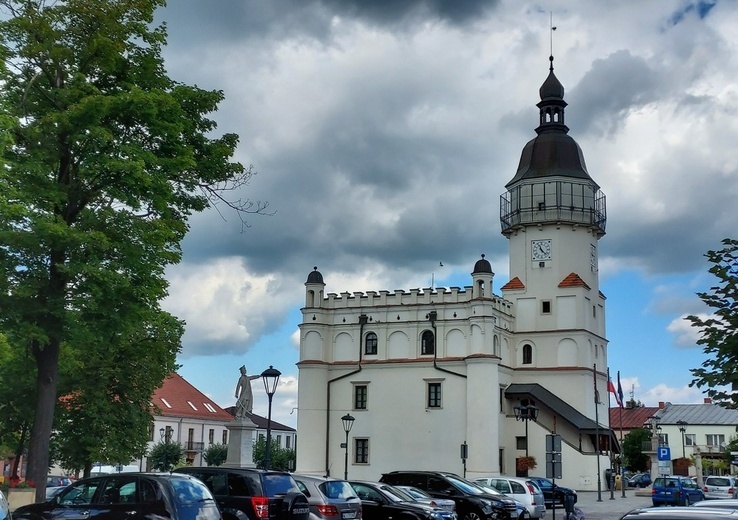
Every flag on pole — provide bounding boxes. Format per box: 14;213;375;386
617;371;624;408
608;373;623;407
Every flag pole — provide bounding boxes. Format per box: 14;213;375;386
619;371;626;498
595;363;602;502
607;368;615;500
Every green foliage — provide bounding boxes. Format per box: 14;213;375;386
687;239;738;408
622;427;652;472
203;443;228;467
148;441;185;472
0;0;266;490
253;437;295;472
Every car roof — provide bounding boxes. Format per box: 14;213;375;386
623;507;738;518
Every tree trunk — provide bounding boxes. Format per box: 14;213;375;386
28;338;60;502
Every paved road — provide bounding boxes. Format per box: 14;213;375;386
546;489;653;520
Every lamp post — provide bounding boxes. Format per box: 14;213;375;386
341;414;355;480
513;402;539;457
159;428;168;472
677;420;688;459
261;365;281;470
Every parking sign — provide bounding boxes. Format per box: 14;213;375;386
657;446;671;461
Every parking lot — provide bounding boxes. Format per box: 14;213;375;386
555;490;653;520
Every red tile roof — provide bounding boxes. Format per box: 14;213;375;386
558;273;591;289
609;406;659;430
152;372;233;421
501;277;525;290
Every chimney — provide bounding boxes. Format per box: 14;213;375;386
659;401;665;409
704;397;712;404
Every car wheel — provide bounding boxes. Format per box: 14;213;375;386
683;496;690;507
463;510;483;520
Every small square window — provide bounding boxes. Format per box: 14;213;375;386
516;436;527;450
427;382;442;408
538;202;545;210
354;385;367;410
355;438;369;464
541;300;551;314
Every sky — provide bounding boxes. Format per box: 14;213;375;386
147;0;737;429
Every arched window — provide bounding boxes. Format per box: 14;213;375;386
522;344;533;365
365;332;378;355
421;330;435;355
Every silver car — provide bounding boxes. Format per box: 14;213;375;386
0;487;10;520
395;485;457;513
703;476;738;500
475;477;546;519
293;474;362;520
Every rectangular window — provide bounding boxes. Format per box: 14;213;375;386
148;423;154;441
516;436;527;450
541;300;551;314
209;429;215;444
286;436;291;449
658;433;668;446
706;434;725;447
277;435;282;447
354;385;368;410
222;430;228;444
355;438;369;464
685;434;696;446
427;382;442;408
188;428;195;443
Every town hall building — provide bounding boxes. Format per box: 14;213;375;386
295;57;618;490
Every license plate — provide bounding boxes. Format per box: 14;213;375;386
342;512;357;519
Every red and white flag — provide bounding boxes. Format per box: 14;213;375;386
608;375;623;407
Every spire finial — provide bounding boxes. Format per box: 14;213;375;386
549;11;557;72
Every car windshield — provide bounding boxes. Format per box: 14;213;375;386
379;485;414;503
445;475;488;495
320;481;356;500
475;483;503;496
263;474;301;495
401;487;432;499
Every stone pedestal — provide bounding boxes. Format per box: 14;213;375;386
223;417;258;468
7;488;37;511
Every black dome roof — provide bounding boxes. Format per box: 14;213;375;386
539;69;565;100
306;267;324;284
506;132;593;187
473;255;493;274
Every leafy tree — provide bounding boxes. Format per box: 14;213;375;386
253;437;295;472
0;0;267;498
622;427;651;472
148;440;184;472
203;443;228;467
687;239;738;408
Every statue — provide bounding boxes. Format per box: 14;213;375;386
234;365;260;418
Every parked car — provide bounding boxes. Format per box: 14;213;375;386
379;470;513;520
349;480;457;520
694;499;738;509
703;476;738;500
471;483;529;520
0;486;10;520
627;474;652;489
527;477;576;509
45;476;72;488
620;507;738;520
474;477;545;519
174;466;310;520
395;486;456;513
12;472;220;520
651;476;704;506
292;474;362;520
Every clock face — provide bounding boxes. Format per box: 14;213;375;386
531;239;552;261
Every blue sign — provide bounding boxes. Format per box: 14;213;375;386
657;446;671;461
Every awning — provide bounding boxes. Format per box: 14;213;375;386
505;383;620;454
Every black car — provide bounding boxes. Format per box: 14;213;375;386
379;471;514;520
627;474;652;489
174;466;309;520
13;472;221;520
349;481;457;520
526;477;576;509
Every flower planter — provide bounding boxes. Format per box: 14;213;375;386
7;488;37;511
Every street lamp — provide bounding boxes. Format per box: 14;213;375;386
341;414;355;480
514;402;539;457
159;428;168;472
677;420;688;459
261;365;281;470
